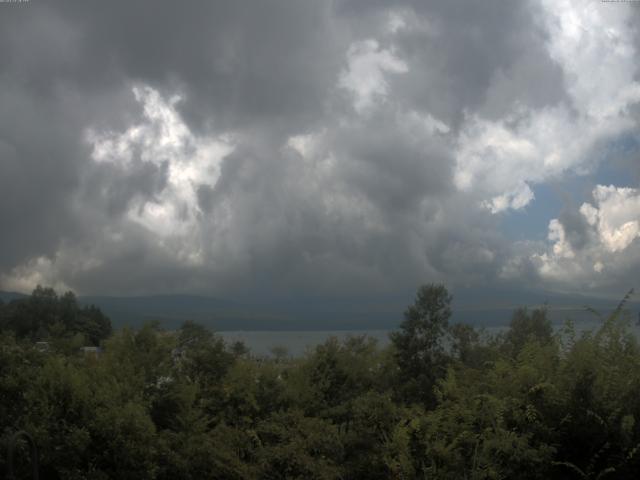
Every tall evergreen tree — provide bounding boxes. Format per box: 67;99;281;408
390;284;452;407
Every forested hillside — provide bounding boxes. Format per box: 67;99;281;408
1;286;639;479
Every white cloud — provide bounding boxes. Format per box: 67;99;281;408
3;86;238;294
455;1;640;213
339;39;408;113
548;218;575;259
386;11;407;35
86;85;234;242
0;256;69;294
481;181;535;214
397;109;450;137
532;184;640;288
580;185;640;253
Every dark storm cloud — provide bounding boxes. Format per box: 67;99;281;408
0;81;83;269
328;112;453;213
0;3;155;270
336;0;567;128
82;159;170;219
43;0;348;134
557;208;591;252
0;0;607;297
406;0;567;122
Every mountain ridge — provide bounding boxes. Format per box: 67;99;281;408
2;288;638;331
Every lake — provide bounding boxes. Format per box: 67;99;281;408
219;319;640;357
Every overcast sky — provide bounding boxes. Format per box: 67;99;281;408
1;0;639;301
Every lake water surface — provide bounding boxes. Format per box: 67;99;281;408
219;320;640;357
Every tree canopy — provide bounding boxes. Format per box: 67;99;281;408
0;286;111;346
1;285;640;479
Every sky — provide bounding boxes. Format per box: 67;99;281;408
0;0;639;303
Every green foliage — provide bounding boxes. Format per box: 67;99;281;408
1;285;640;479
255;409;343;479
502;306;554;357
0;286;111;346
390;283;453;406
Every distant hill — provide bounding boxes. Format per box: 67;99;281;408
0;291;27;303
82;288;638;331
450;285;640;327
78;294;286;331
78;294;407;331
1;288;637;331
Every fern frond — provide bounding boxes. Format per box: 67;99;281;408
552;461;587;478
584;306;604;322
595;466;616;480
587;441;610;475
609;289;634;323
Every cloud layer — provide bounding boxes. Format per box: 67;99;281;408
0;0;638;298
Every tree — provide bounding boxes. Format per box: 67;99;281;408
0;287;112;346
390;284;452;407
78;305;112;345
255;409;343;479
503;307;553;357
449;323;479;364
176;321;235;404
